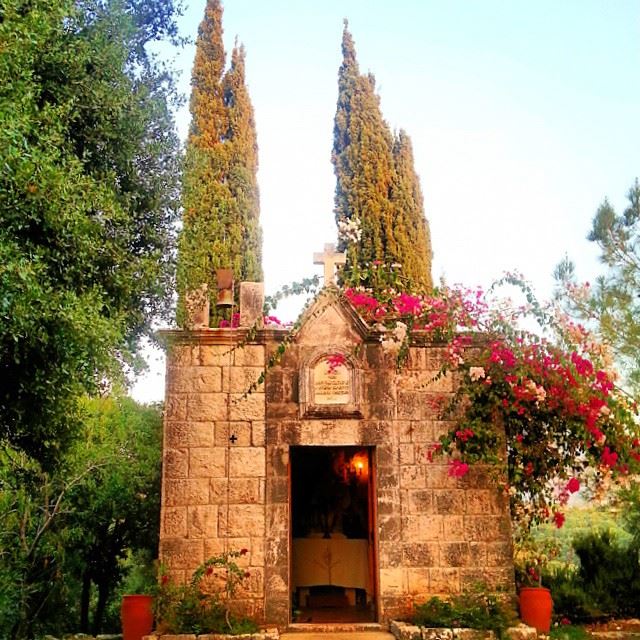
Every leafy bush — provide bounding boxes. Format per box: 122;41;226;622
549;624;590;640
412;586;516;638
156;551;259;635
573;530;640;617
546;566;599;623
547;530;640;622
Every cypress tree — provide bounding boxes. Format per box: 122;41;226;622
223;45;263;282
390;130;433;290
332;21;432;292
177;0;262;325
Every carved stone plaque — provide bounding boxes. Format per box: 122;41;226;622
313;357;350;405
300;351;362;418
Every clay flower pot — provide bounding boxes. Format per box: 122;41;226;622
121;594;154;640
519;586;553;633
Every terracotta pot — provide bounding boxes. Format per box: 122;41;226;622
519;586;553;633
121;594;154;640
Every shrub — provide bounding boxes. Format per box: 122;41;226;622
156;551;259;635
546;566;599;623
547;530;640;622
573;530;640;618
550;624;590;640
412;586;516;638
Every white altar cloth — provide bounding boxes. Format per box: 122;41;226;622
292;538;370;593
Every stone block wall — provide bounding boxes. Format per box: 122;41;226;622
159;297;515;629
160;335;268;620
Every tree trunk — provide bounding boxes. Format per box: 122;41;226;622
80;569;91;633
91;576;111;636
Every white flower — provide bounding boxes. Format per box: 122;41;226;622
469;366;486;381
380;321;407;354
337;216;362;244
392;321;407;342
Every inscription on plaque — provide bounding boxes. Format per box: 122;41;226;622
300;350;361;418
313;356;350;405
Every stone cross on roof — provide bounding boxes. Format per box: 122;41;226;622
313;243;346;286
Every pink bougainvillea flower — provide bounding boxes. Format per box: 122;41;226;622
344;288;379;316
524;462;534;476
393;292;423;315
426;443;442;462
455;428;475;442
326;353;347;374
601;447;618;468
566;477;580;494
516;434;524;443
553;511;566;528
448;459;470;478
571;351;594;377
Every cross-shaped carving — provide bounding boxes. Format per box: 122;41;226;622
313;243;346;286
229;434;238;444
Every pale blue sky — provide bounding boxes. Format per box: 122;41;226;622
132;0;640;401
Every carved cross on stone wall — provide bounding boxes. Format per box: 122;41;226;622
313;243;346;286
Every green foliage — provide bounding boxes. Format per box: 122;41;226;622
177;0;262;325
526;506;631;570
546;529;640;622
620;482;640;548
0;0;182;467
573;529;640;617
65;397;163;634
0;0;179;633
549;624;590;640
156;551;259;635
105;549;159;630
412;586;516;638
546;566;599;623
0;397;163;638
555;179;640;392
332;22;432;293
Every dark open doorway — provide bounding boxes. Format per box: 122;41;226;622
290;446;377;623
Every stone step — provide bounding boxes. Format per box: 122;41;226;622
282;628;393;640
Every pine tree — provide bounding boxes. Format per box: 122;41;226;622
177;0;262;324
332;22;432;292
556;179;640;392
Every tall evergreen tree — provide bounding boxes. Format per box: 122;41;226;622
223;45;263;283
555;179;640;392
177;0;262;324
332;22;432;292
390;130;433;289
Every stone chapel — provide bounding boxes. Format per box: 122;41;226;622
159;249;515;629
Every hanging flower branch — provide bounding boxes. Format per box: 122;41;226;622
339;268;639;532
